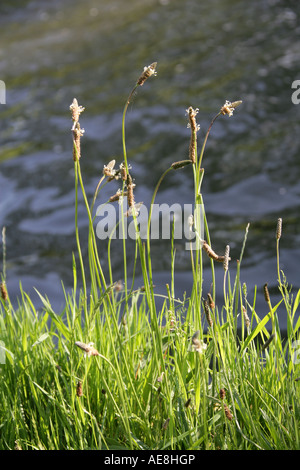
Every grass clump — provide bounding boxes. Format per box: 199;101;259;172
0;63;300;450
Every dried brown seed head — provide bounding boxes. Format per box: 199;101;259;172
203;299;213;327
224;403;233;421
137;62;157;86
186;106;200;132
263;283;270;303
70;98;85;125
120;162;127;181
162;417;170;430
220;100;242;117
242;306;250;328
202;240;231;263
207;293;215;310
75;341;99;357
0;281;8;301
76;381;83;397
72;122;85;161
109;189;126;203
186;107;200;164
126;174;135;208
276;218;282;240
125;201;143;218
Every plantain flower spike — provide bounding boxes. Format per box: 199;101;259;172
70;98;85;161
75;341;99;357
70;98;85;128
137;62;157;86
191;330;207;354
220;100;242;117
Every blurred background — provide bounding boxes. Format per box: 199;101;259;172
0;0;300;326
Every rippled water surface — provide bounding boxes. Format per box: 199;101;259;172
1;0;300;325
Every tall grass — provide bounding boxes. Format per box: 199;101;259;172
0;64;300;450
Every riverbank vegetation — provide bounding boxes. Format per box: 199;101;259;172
1;63;300;450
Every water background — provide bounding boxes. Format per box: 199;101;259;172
1;0;300;329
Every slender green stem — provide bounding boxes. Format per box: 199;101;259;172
276;238;281;287
74;160;88;324
76;161;107;292
122;85;139;174
1;227;6;281
198;112;221;174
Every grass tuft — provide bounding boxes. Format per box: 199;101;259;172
0;64;299;450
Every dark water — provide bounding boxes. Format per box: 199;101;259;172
0;0;300;328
